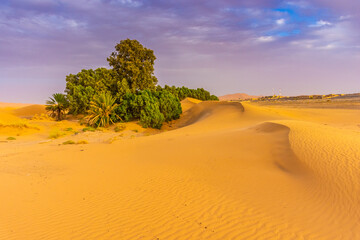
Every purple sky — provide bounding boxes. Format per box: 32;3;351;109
1;0;359;103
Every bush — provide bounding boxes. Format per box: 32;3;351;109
136;90;165;129
140;103;164;129
86;92;120;127
62;140;75;145
77;140;88;144
114;123;126;132
49;129;67;139
7;137;16;140
158;85;218;101
82;127;96;132
157;90;182;122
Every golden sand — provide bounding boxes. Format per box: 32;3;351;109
0;100;359;239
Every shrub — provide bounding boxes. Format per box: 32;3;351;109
138;91;165;129
114;123;126;132
157;90;182;122
0;121;39;130
157;85;218;101
82;127;96;132
64;128;73;131
63;140;76;145
7;137;16;140
86;92;120;127
77;140;88;144
49;129;67;139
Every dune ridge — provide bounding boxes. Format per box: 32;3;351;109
0;100;359;239
219;93;260;101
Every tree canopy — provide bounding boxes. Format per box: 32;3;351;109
52;39;218;128
107;39;158;92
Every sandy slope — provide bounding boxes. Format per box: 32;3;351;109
0;100;359;239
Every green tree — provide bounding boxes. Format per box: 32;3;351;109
46;93;69;121
107;39;158;92
65;68;119;114
86;92;120;127
139;91;164;129
157;90;182;122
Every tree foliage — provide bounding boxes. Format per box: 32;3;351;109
158;85;219;101
86;92;120;127
114;90;181;129
107;39;158;92
50;39;219;128
65;68;114;114
157;90;182;122
45;93;69;121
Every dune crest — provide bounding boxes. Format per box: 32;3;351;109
13;105;46;118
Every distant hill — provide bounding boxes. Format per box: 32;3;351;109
0;102;31;108
219;93;261;101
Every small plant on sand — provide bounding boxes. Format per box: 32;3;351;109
64;127;73;131
46;93;69;121
32;113;52;121
49;129;67;139
62;140;76;145
0;120;39;130
132;129;139;133
114;123;126;132
7;137;16;141
77;140;88;144
82;127;96;132
86;92;120;127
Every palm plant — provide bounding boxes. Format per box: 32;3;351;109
46;93;69;121
87;92;120;127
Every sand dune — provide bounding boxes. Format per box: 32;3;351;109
180;97;202;113
219;93;260;101
13;104;46;118
0;100;359;239
0;102;31;109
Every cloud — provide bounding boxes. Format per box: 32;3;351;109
257;36;276;42
310;20;332;27
276;18;286;25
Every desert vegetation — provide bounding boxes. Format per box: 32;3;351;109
45;93;69;121
49;39;218;128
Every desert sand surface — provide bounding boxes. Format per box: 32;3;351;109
0;99;359;239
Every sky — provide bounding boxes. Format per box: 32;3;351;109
0;0;360;103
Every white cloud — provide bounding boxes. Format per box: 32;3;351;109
339;15;352;20
276;18;285;25
317;44;336;50
257;36;275;42
310;20;332;27
286;1;310;9
116;0;142;7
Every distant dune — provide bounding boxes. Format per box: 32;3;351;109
219;93;261;101
13;104;46;118
0;102;31;109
